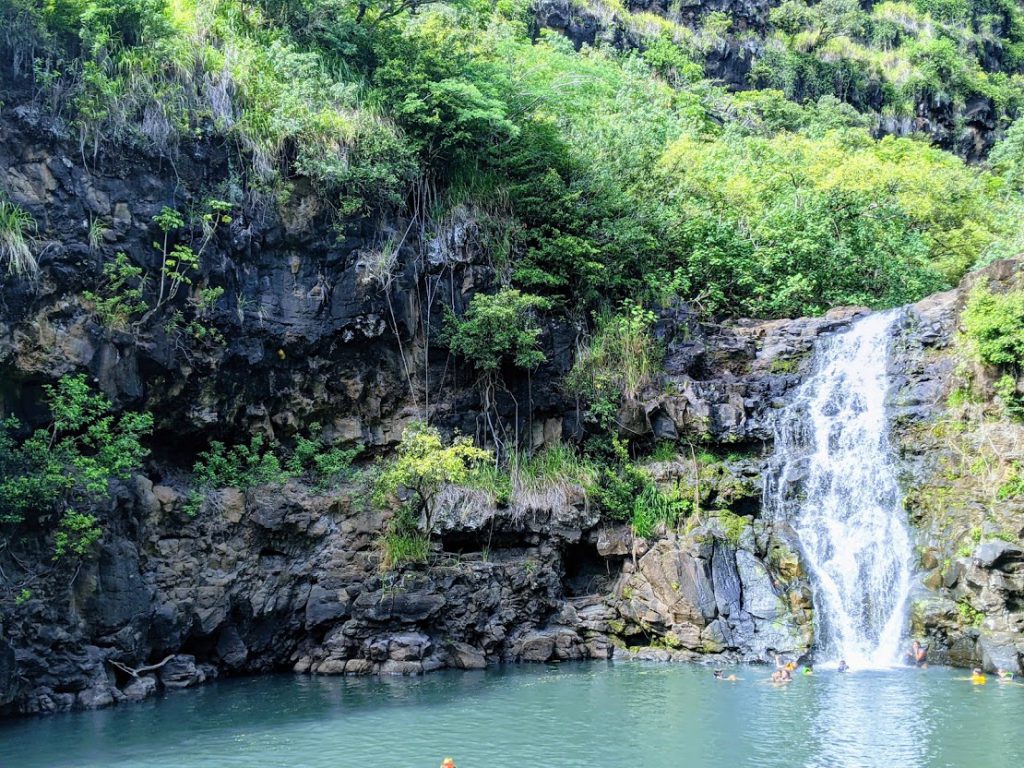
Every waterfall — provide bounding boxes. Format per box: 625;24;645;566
764;311;913;668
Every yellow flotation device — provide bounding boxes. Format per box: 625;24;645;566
971;673;987;685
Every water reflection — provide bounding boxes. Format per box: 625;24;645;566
804;670;930;768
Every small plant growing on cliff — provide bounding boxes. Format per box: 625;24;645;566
444;289;551;452
379;506;430;570
998;463;1024;500
82;253;148;330
0;198;38;278
0;374;152;559
194;435;286;488
151;201;231;310
956;597;984;628
373;422;490;540
962;282;1024;367
286;423;363;489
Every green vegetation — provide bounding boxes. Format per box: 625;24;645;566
568;304;661;405
191;435;288;493
714;509;751;546
0;198;37;278
0;375;153;558
957;596;985;627
9;0;1022;323
511;444;597;494
755;0;1024;123
998;462;1024;499
962;280;1024;417
963;281;1024;367
445;290;551;373
286;424;363;488
629;482;691;538
185;427;362;514
373;421;490;538
82;253;148;330
380;506;431;570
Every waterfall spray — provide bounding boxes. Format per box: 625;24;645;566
765;311;913;668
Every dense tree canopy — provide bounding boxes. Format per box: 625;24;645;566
3;0;1023;320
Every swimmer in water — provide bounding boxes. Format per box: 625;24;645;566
970;668;987;685
837;659;849;673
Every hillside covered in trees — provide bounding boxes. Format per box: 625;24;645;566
4;0;1024;319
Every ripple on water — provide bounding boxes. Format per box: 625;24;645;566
1;663;1022;768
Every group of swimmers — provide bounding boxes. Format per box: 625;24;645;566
768;654;823;684
966;667;1017;685
712;642;1020;685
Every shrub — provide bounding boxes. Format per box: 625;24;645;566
445;289;552;373
285;424;363;488
630;482;691;538
82;252;148;329
191;435;287;490
373;422;491;537
379;506;430;570
0;374;153;558
962;282;1024;368
567;302;661;411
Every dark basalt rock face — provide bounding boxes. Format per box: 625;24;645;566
0;69;823;716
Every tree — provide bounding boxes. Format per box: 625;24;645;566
373;422;490;538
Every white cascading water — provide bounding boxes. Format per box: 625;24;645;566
764;311;913;668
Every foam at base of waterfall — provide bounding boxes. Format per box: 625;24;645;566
765;311;913;669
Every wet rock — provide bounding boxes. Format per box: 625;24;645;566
122;676;158;701
516;628;582;662
158;655;203;689
379;660;423;676
447;642;487;670
974;541;1024;570
978;632;1023;675
215;626;248;669
735;550;784;620
388;632;432;661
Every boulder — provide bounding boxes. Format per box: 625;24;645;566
736;550;785;620
448;643;487;670
388;632;432;661
978;631;1023;675
158;655;203;689
122;676;158;701
974;541;1024;570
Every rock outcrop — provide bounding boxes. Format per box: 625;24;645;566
893;258;1024;674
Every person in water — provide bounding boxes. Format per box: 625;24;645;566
714;669;739;682
837;659;849;673
907;640;928;668
802;664;814;676
997;668;1015;682
970;668;987;685
441;758;457;768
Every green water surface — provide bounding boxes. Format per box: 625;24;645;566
1;663;1022;768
